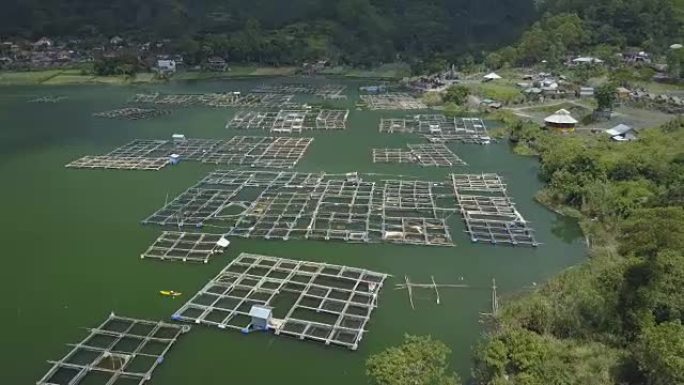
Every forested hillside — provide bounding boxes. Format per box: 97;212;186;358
2;0;682;67
537;0;681;47
473;116;684;385
484;0;683;69
1;0;539;65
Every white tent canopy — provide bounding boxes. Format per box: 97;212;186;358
572;56;604;64
483;72;502;80
544;109;578;125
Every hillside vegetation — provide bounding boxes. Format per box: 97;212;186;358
0;0;536;66
473;117;684;385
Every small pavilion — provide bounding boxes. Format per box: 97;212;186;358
544;109;578;133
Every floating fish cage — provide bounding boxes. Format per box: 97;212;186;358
142;170;457;247
65;136;313;171
171;253;388;350
450;173;538;246
37;313;190;385
227;109;349;132
380;115;491;144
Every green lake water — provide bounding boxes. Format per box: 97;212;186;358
0;78;586;384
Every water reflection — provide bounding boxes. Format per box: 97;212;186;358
550;214;583;243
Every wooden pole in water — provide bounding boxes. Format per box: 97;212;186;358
405;275;415;310
431;276;441;305
491;278;499;316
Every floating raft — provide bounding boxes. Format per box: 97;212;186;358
65;136;313;171
251;83;347;99
130;92;295;108
360;93;427;110
451;173;538;246
36;313;190;385
28;95;68;103
380;115;491;144
373;144;467;167
93;107;171;120
141;232;230;263
227;109;349;132
172;253;388;350
142;170;457;247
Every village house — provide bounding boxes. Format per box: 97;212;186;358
1;41;17;53
32;37;53;50
623;50;651;64
616;87;631;99
605;124;638;141
578;87;595;98
0;56;13;68
157;59;177;74
205;56;228;72
110;36;125;46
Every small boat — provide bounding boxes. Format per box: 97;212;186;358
160;290;182;298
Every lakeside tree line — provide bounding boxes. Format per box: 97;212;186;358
469;116;684;385
364;117;684;385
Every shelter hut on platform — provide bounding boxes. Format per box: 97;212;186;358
544;109;578;133
247;304;273;332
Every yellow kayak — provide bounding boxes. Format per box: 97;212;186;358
160;290;182;297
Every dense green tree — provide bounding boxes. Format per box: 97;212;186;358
595;83;617;111
474;327;623;385
366;335;460;385
619;207;684;257
498;46;519;67
506;13;587;66
443;85;470;105
634;321;684;385
93;54;141;76
609;68;637;87
667;48;684;79
485;52;504;70
537;0;682;48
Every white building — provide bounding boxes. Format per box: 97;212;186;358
33;37;53;49
157;59;177;74
579;87;595;98
110;36;124;46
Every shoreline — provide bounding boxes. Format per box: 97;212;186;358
0;65;408;87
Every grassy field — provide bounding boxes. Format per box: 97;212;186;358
0;65;299;86
0;70;63;85
0;69;147;86
469;81;522;103
0;62;410;86
634;80;684;95
173;66;297;80
320;63;411;79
